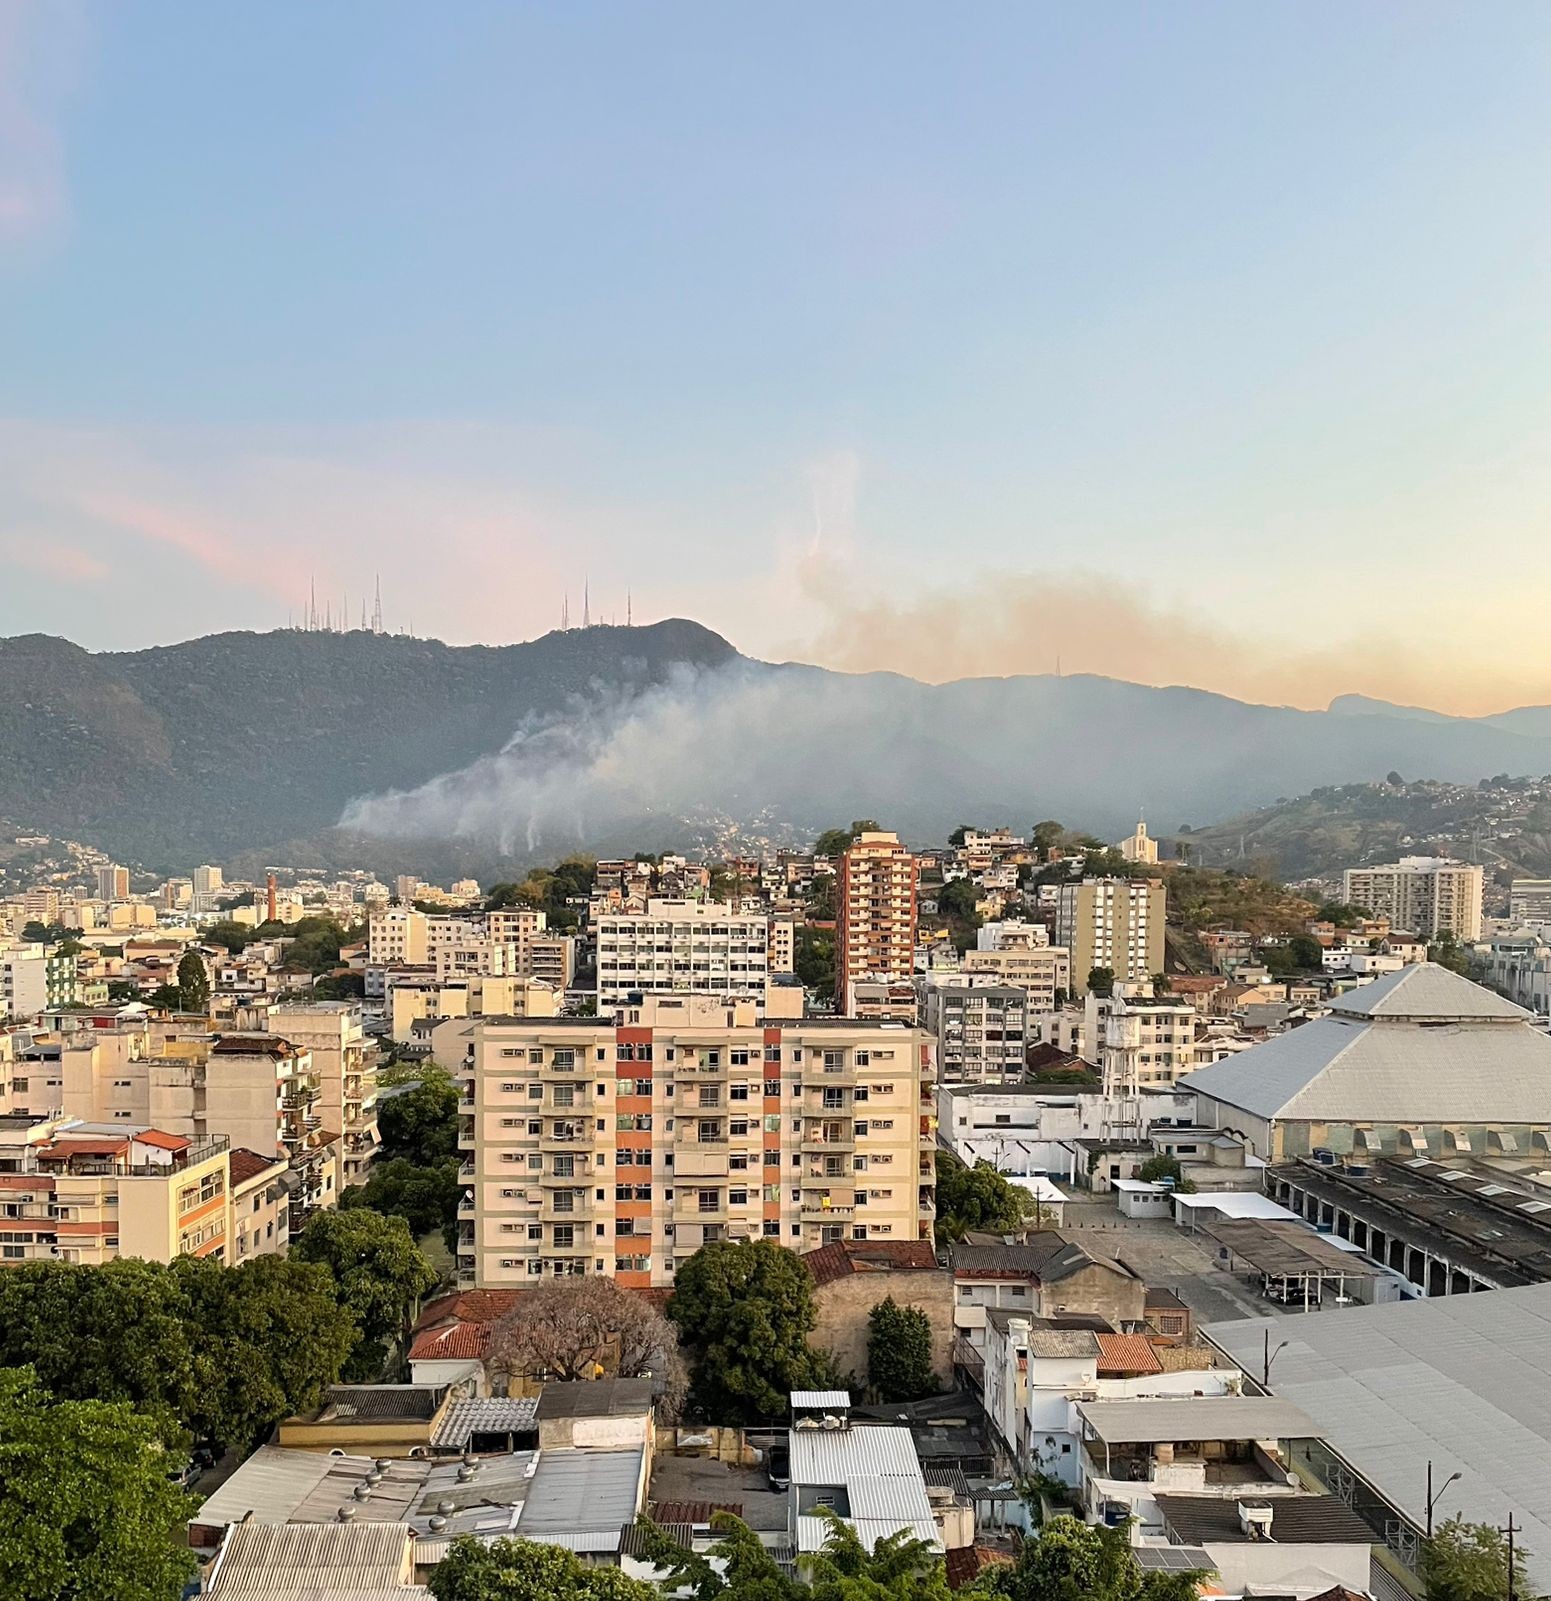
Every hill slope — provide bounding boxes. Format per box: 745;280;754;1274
9;625;1551;875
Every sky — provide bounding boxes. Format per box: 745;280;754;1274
3;2;1551;713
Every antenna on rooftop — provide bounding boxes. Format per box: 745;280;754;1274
372;575;384;635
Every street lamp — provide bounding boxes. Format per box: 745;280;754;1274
1262;1330;1289;1388
1426;1460;1462;1539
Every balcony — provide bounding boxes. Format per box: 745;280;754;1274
540;1194;593;1223
539;1057;587;1080
457;1191;477;1219
800;1195;855;1223
675;1147;731;1179
540;1125;593;1152
801;1124;854;1153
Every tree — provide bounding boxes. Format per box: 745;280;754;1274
430;1533;659;1601
146;983;183;1011
202;918;255;955
341;1157;462;1245
486;1277;685;1415
0;1367;198;1601
936;879;980;920
976;1513;1201;1601
176;950;210;1014
1429;931;1476;977
1151;972;1171;994
793;926;836;1005
813;821;882;858
949;824;979;849
667;1241;830;1424
20;920;50;944
1387;770;1404;787
1136;1153;1193;1193
312;972;366;999
291;1209;438;1379
1031;820;1065;853
1423;1517;1533;1601
1086;966;1116;996
867;1298;936;1402
377;1067;460;1164
1287;933;1324;971
934;1151;1028;1245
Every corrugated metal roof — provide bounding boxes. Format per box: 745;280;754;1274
430;1396;539;1450
1206;1283;1551;1596
1077;1396;1322;1444
796;1513;939;1554
790;1423;921;1482
204;1521;427;1598
517;1445;645;1533
193;1446;342;1528
791;1389;852;1408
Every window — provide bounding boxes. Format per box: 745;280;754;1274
730;1050;751;1066
634;1078;653;1096
764;1078;780;1097
698;1189;720;1214
854;1086;868;1102
552;1225;575;1248
729;1188;748;1206
730;1083;749;1101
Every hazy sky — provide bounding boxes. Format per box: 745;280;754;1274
4;2;1551;712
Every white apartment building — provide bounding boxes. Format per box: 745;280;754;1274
458;997;934;1290
1510;879;1551;928
1342;857;1482;941
960;945;1071;1009
0;946;47;1023
1054;878;1165;992
593;900;770;1009
1088;986;1199;1097
976;920;1049;951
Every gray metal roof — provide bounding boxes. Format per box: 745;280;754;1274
430;1396;539;1450
789;1423;941;1554
791;1389;852;1408
1077;1395;1323;1444
203;1522;428;1598
534;1377;654;1419
517;1444;645;1536
1179;966;1551;1123
1204;1283;1551;1594
1155;1492;1374;1545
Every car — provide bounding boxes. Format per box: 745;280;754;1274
766;1442;790;1491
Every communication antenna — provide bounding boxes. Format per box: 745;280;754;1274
583;580;591;629
627;589;632;627
372;575;384;635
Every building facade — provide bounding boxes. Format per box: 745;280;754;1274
1342;857;1482;941
835;832;918;1016
1054;878;1165;993
922;978;1029;1083
594;900;771;1009
458;996;934;1291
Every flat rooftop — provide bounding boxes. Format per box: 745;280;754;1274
1078;1396;1323;1445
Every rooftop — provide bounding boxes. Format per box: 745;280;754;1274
1154;1493;1373;1546
1078;1396;1323;1445
534;1377;654;1420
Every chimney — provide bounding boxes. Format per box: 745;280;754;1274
266;873;277;923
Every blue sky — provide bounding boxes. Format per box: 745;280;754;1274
3;2;1550;710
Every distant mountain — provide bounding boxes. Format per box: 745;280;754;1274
9;623;1551;876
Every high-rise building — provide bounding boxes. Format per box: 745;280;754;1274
959;944;1071;1010
456;996;934;1290
1342;857;1482;941
594;899;770;1009
835;831;918;1016
1055;877;1165;993
1508;879;1551;929
922;977;1029;1083
266;1003;379;1184
96;864;130;902
193;865;224;897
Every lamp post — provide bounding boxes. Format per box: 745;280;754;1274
1262;1330;1289;1388
1426;1460;1462;1540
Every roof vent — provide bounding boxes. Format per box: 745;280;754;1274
428;1514;448;1533
457;1463;475;1482
437;1499;456;1516
352;1483;371;1502
337;1505;357;1522
1237;1501;1274;1541
375;1458;392;1472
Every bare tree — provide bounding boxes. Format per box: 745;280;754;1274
486;1278;686;1418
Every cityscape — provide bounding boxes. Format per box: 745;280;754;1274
4;6;1551;1601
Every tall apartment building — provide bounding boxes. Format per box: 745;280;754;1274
457;996;934;1291
372;907;575;989
1089;987;1198;1100
0;946;47;1023
594;900;770;1009
96;864;131;902
0;1121;241;1266
1510;880;1551;928
922;978;1029;1083
1054;878;1165;993
1342;857;1482;941
836;831;918;1016
193;865;224;897
960;945;1071;1010
267;1004;378;1184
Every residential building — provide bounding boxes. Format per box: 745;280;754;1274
1510;878;1551;928
1182;963;1551;1162
849;978;920;1023
960;944;1071;1009
1479;930;1551;1017
388;975;559;1047
0;1119;234;1265
1342;857;1482;941
0;945;47;1022
594;899;771;1009
805;1239;953;1385
193;864;224;897
458;996;934;1290
267;1003;379;1183
228;1146;291;1260
952;1237;1146;1358
836;831;918;1016
1115;818;1159;865
1055;878;1165;993
922;977;1029;1083
96;864;130;902
1090;987;1198;1101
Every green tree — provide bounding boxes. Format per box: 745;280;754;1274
1136;1153;1194;1193
976;1513;1202;1601
1313;901;1364;926
1429;931;1476;977
341;1157;461;1241
936;879;980;920
291;1209;438;1380
1422;1518;1533;1601
430;1533;659;1601
202;918;255;955
21;920;50;943
175;950;211;1014
146;983;183;1011
377;1067;461;1164
794;926;836;1005
1031;820;1065;853
0;1367;197;1601
667;1241;829;1424
867;1298;937;1402
935;1151;1028;1246
1086;966;1116;996
312;972;367;999
949;824;979;848
813;821;882;858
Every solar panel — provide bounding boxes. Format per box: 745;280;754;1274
1135;1546;1215;1572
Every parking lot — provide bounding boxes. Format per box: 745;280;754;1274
647;1448;790;1532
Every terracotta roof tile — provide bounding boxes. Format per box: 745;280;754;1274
1094;1332;1163;1376
227;1147;282;1185
946;1547;1014;1590
804;1239;940;1287
408;1323;489;1362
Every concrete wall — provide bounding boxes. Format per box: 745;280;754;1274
812;1268;955;1386
1036;1261;1146;1330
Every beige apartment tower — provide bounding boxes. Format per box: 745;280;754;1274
1055;877;1165;993
1342;857;1482;942
835;831;918;1016
457;995;935;1291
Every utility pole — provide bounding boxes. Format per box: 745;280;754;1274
1503;1513;1519;1601
1262;1330;1288;1389
1426;1459;1461;1539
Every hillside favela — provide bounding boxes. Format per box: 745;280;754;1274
5;8;1551;1601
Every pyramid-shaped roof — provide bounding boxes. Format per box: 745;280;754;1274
1180;964;1551;1124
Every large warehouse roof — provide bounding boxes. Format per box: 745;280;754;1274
1178;964;1551;1123
1204;1283;1551;1593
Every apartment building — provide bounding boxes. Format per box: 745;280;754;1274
960;944;1071;1009
1089;987;1198;1098
1342;857;1482;941
457;996;934;1291
836;831;918;1016
1509;879;1551;928
594;899;771;1009
387;974;559;1047
922;978;1029;1083
0;946;47;1022
267;1004;379;1184
1054;878;1165;993
96;864;131;902
0;1120;234;1265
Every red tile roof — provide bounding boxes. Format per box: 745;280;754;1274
946;1547;1014;1591
1094;1332;1163;1377
408;1323;489;1363
651;1501;744;1526
804;1239;940;1287
42;1138;129;1157
414;1289;524;1332
227;1148;282;1186
135;1130;191;1151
